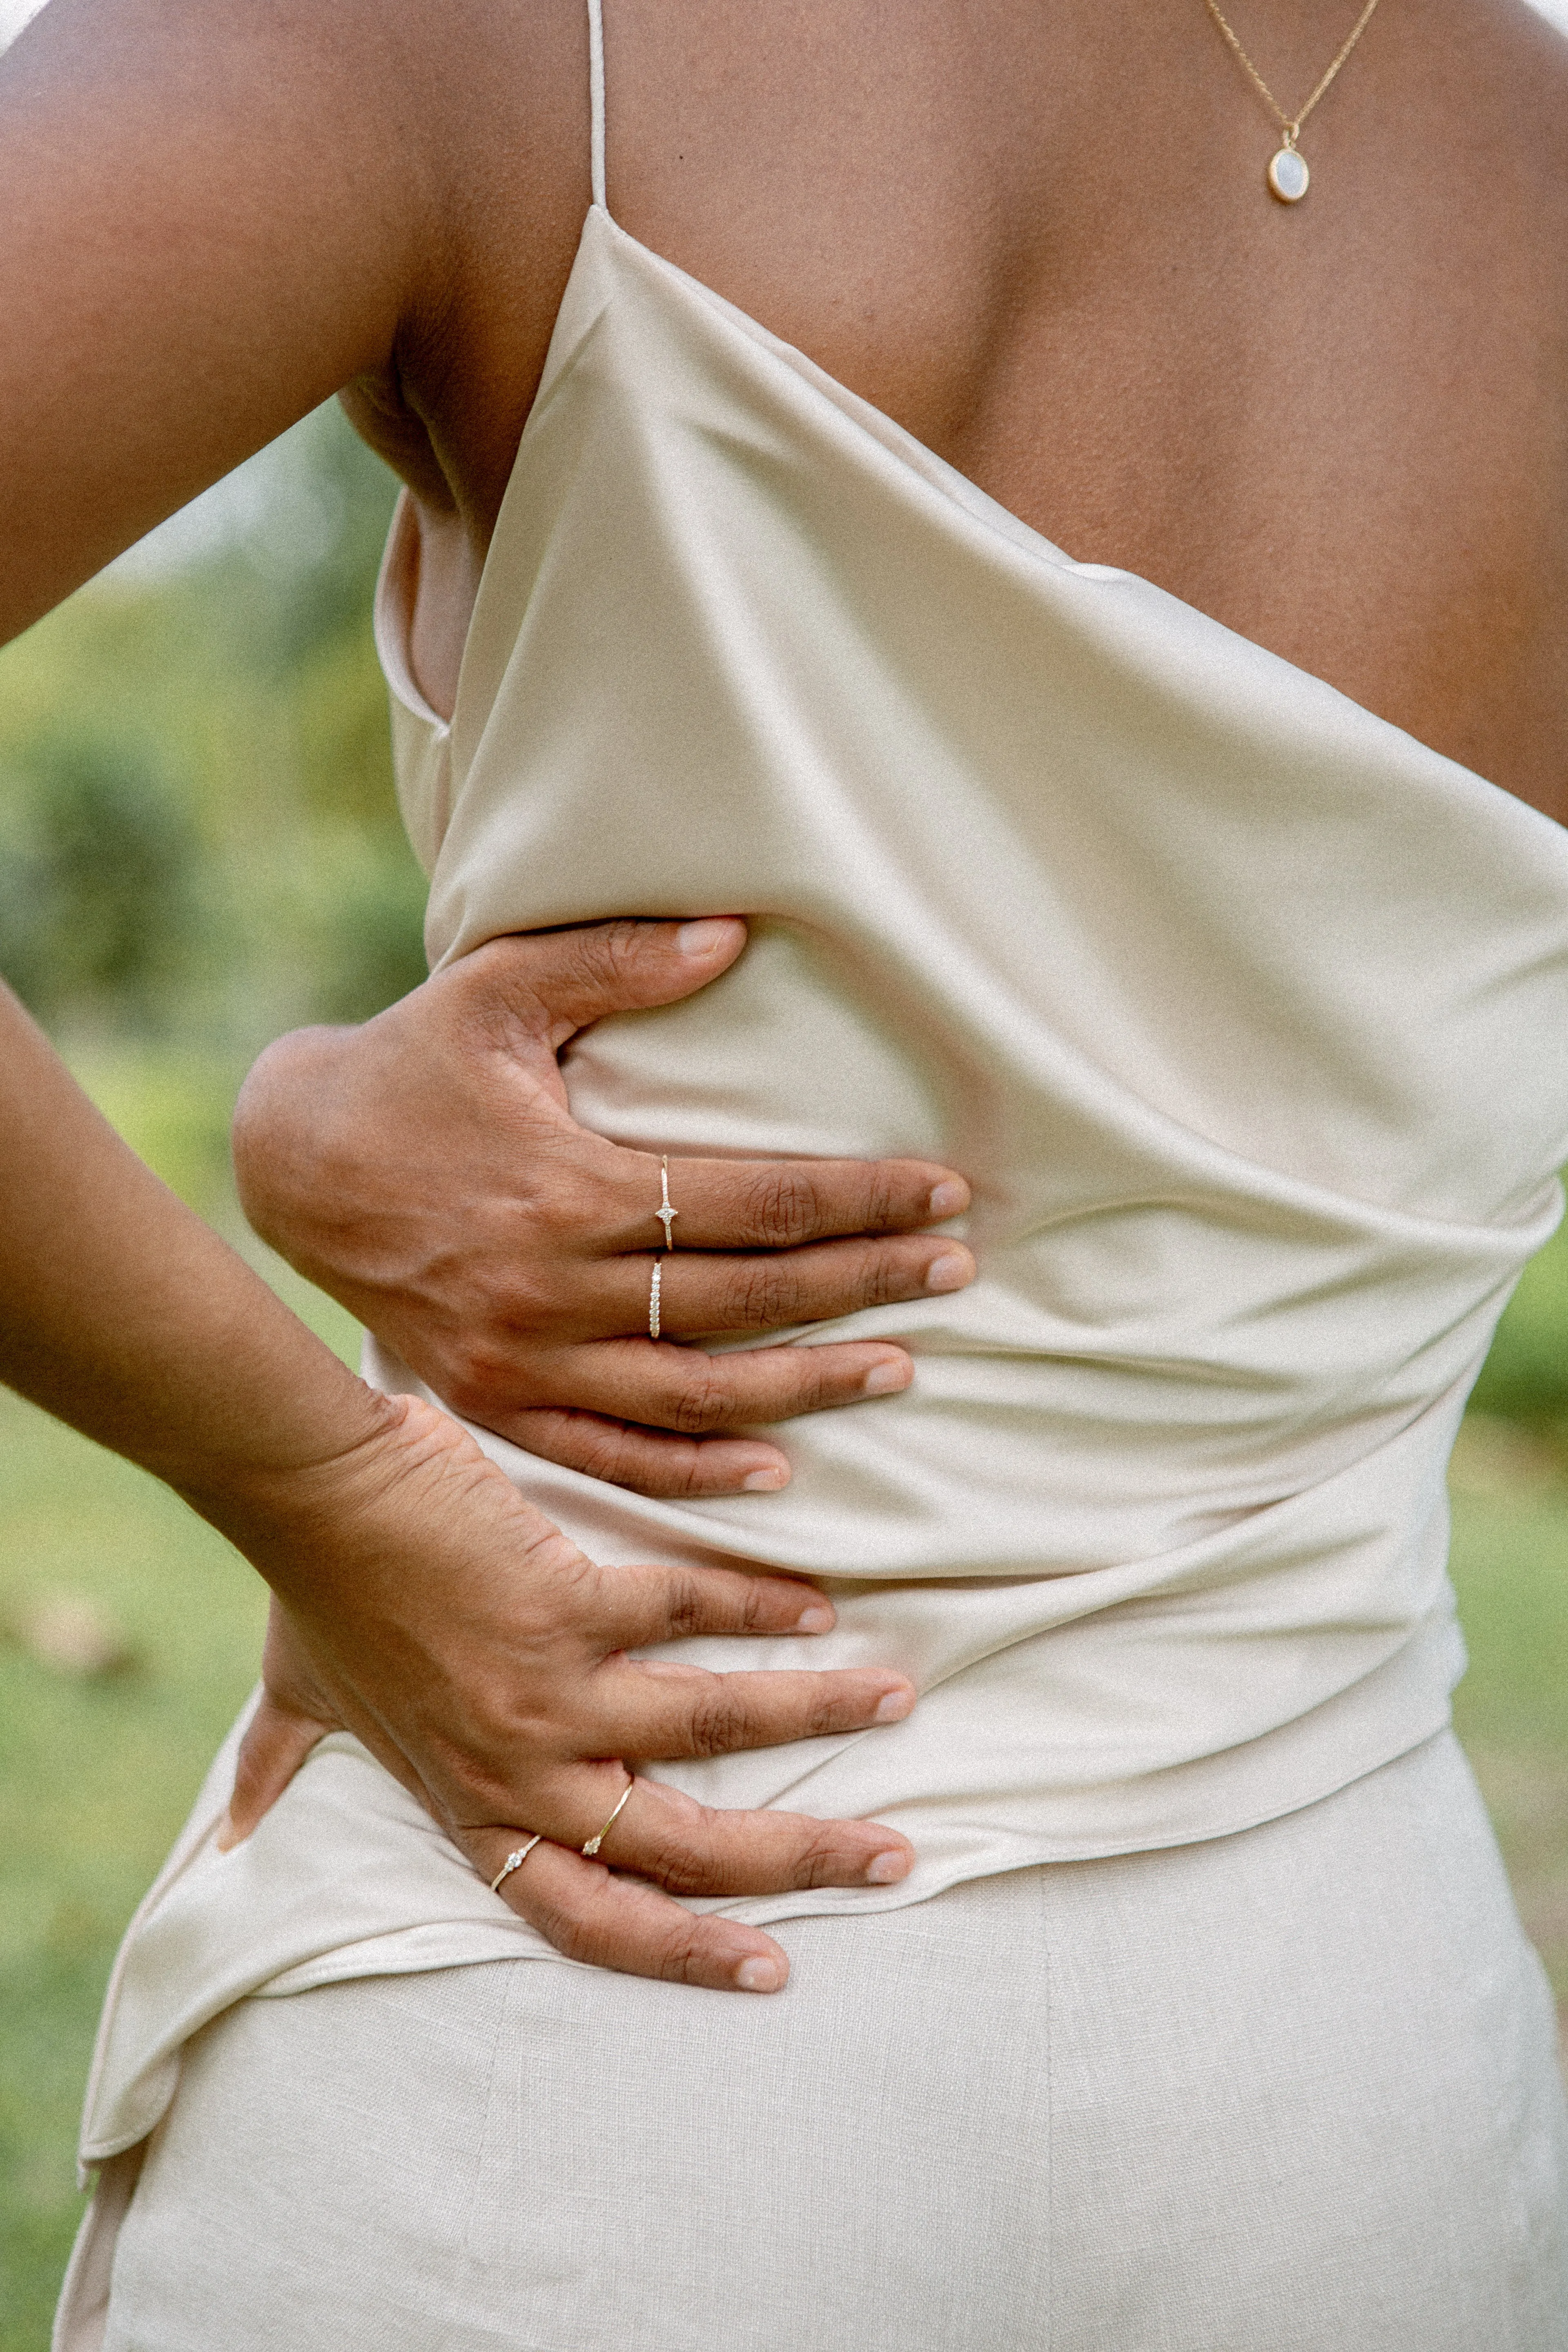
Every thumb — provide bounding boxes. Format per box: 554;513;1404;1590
472;917;748;1049
216;1601;342;1849
217;1689;335;1848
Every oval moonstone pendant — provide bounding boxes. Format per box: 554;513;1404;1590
1267;146;1310;202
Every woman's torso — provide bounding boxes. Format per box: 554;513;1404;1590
71;1;1568;2163
352;0;1568;1865
350;0;1568;820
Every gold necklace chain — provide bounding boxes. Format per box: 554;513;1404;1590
1202;0;1383;201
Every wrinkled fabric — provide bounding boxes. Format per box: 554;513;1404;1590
73;185;1568;2167
66;1737;1568;2352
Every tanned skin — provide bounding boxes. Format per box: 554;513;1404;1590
2;0;1564;1986
4;0;1560;808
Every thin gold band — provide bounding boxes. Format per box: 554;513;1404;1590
656;1155;678;1249
488;1833;543;1894
582;1775;636;1858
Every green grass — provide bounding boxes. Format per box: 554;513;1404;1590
0;1046;362;2347
0;1391;269;2348
3;1059;1568;2347
0;1245;360;2351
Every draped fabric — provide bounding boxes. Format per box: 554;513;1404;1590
71;1740;1568;2352
74;174;1568;2172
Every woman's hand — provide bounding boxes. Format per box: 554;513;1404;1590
232;917;974;1498
0;983;913;1995
218;1392;917;1995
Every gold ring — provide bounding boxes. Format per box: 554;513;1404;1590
656;1155;678;1250
649;1257;663;1340
488;1834;543;1894
582;1774;636;1858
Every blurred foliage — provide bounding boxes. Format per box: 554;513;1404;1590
6;379;1568;2352
0;740;198;1023
1471;1218;1568;1432
0;402;427;1056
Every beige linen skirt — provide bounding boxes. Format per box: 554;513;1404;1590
71;1732;1568;2352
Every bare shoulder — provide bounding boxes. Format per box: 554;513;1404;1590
0;0;586;633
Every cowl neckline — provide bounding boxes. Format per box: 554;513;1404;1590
385;200;1568;876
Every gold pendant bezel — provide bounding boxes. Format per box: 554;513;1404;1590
1267;146;1310;202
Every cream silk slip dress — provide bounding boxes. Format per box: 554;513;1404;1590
69;0;1568;2219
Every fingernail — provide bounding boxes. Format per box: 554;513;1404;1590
865;1849;911;1884
795;1604;834;1631
924;1253;971;1293
873;1688;914;1723
677;917;740;957
736;1956;785;1993
214;1809;239;1853
861;1359;910;1396
928;1180;969;1217
742;1466;789;1491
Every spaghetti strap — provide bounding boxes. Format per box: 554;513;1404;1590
586;0;607;212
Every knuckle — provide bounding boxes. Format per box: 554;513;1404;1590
732;1258;799;1330
527;1179;595;1251
660;1849;732;1901
805;1686;860;1737
860;1249;911;1310
570;918;649;998
640;1813;731;1901
742;1168;821;1249
864;1165;902;1230
659;1570;710;1639
736;1576;777;1632
682;1681;751;1759
653;1450;728;1503
574;1425;630;1481
518;1524;599;1608
793;1825;851;1891
668;1363;738;1435
792;1353;843;1409
659;1920;724;1984
441;1343;519;1418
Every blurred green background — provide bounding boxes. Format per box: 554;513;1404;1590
2;404;1568;2351
0;405;422;2348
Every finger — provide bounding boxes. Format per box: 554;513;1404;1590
457;917;750;1047
490;1405;799;1495
601;1151;971;1254
528;1339;914;1435
585;1557;845;1647
584;1659;916;1761
599;1779;915;1902
590;1234;976;1337
218;1691;335;1848
487;1340;915;1496
467;1830;797;1992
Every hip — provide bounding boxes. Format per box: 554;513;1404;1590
85;1731;1568;2352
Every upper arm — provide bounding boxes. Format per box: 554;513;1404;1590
0;0;451;641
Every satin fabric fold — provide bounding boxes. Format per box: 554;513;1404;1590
76;198;1568;2166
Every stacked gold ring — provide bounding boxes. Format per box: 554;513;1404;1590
582;1774;636;1857
488;1834;543;1894
649;1154;677;1339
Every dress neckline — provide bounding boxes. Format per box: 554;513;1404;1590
391;200;1568;862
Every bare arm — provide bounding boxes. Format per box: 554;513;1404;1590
1;0;977;1487
0;979;918;1989
0;0;946;1987
0;0;438;641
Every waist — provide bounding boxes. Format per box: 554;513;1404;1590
368;1327;1467;1838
